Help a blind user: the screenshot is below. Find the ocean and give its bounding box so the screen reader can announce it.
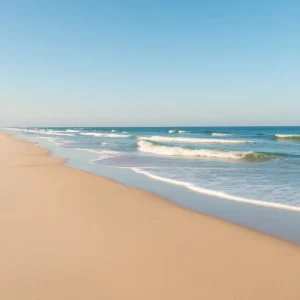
[5,126,300,242]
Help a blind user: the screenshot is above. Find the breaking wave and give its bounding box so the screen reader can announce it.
[137,140,273,162]
[6,128,75,136]
[80,132,131,138]
[168,130,187,133]
[212,133,235,137]
[138,136,252,144]
[275,134,300,140]
[42,130,75,136]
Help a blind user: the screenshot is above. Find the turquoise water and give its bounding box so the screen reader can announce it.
[6,126,300,211]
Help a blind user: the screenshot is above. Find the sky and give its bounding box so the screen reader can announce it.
[0,0,299,126]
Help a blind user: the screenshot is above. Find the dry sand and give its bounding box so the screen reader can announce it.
[0,132,300,300]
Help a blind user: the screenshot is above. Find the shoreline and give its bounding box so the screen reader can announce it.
[11,131,300,244]
[1,132,300,299]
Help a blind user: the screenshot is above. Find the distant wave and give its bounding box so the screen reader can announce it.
[66,129,80,133]
[6,128,45,134]
[168,130,187,133]
[137,140,271,161]
[138,136,252,144]
[212,133,235,137]
[80,132,131,138]
[275,134,300,140]
[203,130,214,134]
[132,168,300,212]
[7,128,75,137]
[42,130,75,136]
[110,129,128,133]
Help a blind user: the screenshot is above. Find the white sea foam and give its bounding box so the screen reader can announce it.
[80,132,131,138]
[138,136,251,144]
[38,136,63,146]
[76,148,122,161]
[137,140,255,160]
[6,128,45,134]
[132,168,300,212]
[6,128,75,136]
[275,134,300,139]
[66,129,79,133]
[44,131,75,136]
[168,130,187,133]
[212,133,234,137]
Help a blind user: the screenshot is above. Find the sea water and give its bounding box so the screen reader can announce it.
[5,126,300,242]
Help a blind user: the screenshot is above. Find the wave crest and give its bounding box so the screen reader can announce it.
[138,136,252,144]
[137,140,269,161]
[7,128,75,136]
[212,133,234,137]
[168,130,186,133]
[275,134,300,140]
[80,132,131,138]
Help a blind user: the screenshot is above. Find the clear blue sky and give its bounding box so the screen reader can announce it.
[1,0,299,126]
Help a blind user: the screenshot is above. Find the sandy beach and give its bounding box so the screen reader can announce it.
[1,132,300,300]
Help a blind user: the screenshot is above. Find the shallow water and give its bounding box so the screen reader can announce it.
[7,126,300,209]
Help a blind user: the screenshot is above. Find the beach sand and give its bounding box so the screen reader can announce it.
[0,132,300,300]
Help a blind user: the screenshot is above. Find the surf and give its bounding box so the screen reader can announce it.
[168,130,187,133]
[132,168,300,212]
[137,140,272,162]
[138,136,252,144]
[212,133,235,137]
[275,134,300,140]
[80,132,131,138]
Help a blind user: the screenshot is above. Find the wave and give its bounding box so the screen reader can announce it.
[132,168,300,212]
[137,140,272,162]
[203,130,214,134]
[43,130,75,136]
[212,133,234,137]
[76,148,122,161]
[38,136,63,146]
[168,130,187,133]
[275,134,300,140]
[110,129,127,133]
[66,129,80,133]
[5,127,46,133]
[7,128,75,136]
[138,136,252,144]
[80,132,131,138]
